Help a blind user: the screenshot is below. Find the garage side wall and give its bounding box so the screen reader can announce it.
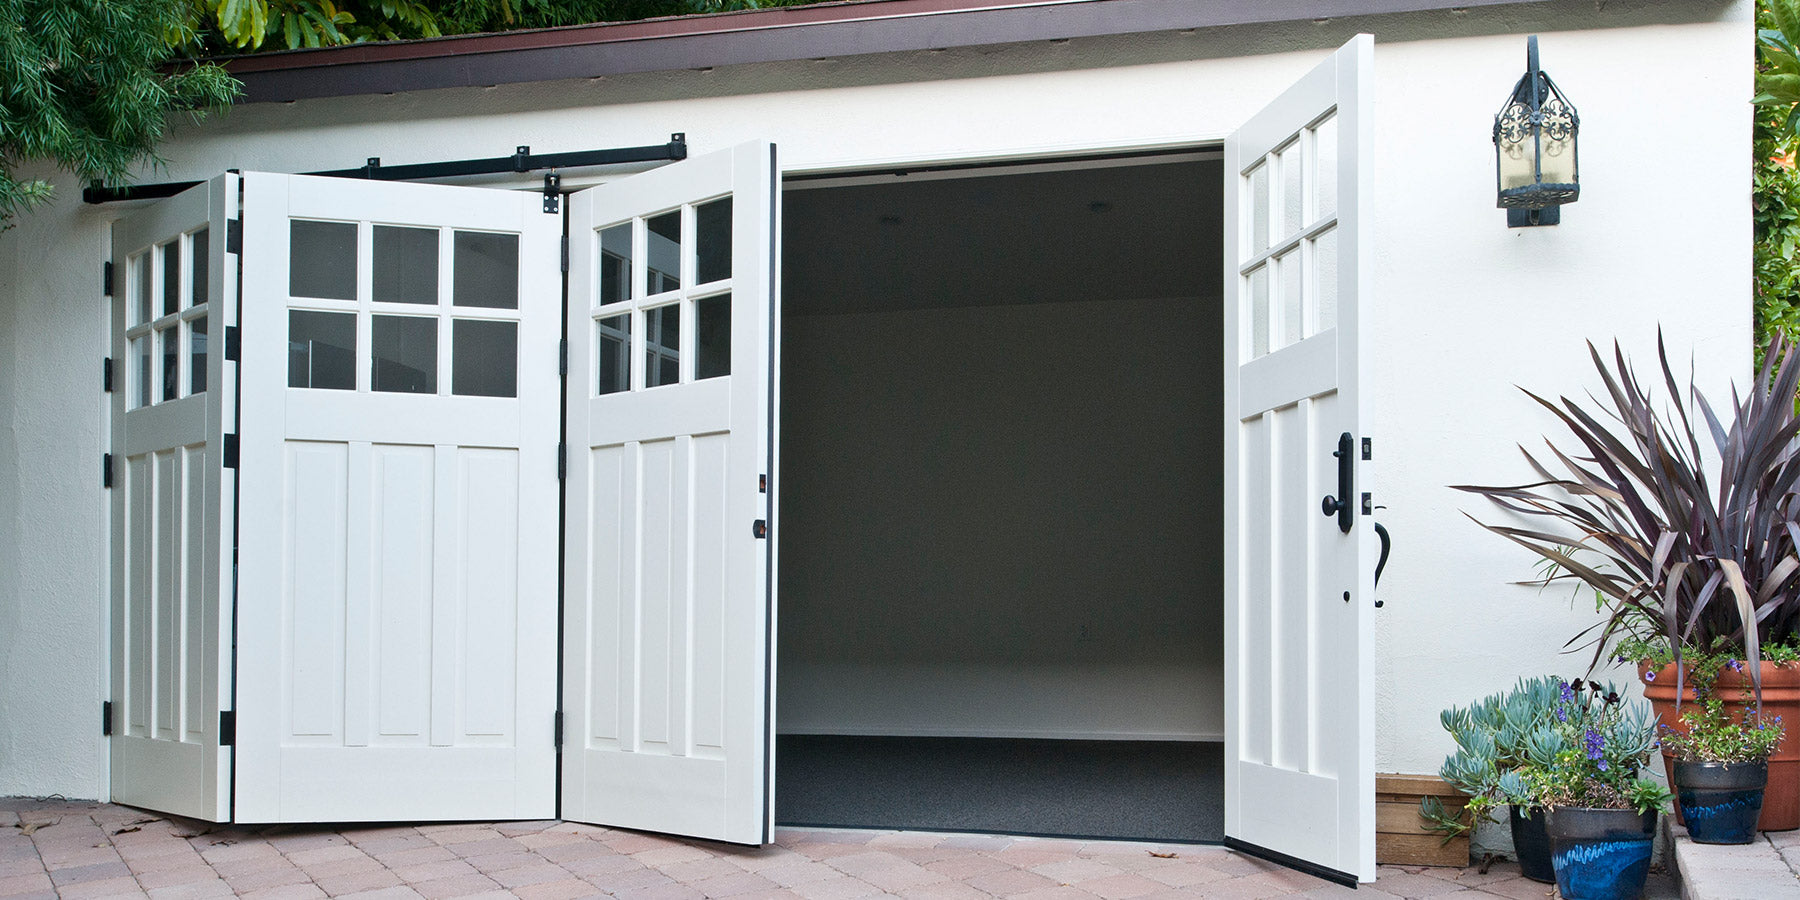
[0,1,1751,799]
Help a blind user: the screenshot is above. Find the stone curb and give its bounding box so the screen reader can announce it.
[1671,823,1800,900]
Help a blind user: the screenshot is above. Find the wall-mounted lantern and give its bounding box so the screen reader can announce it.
[1494,35,1579,227]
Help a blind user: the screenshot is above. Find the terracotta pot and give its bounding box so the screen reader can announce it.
[1640,660,1800,831]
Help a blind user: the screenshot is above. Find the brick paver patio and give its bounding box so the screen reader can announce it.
[0,799,1663,899]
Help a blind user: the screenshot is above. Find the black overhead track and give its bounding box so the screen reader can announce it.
[82,135,689,204]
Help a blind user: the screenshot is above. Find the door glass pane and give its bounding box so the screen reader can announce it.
[1314,228,1338,332]
[161,242,180,317]
[695,197,732,285]
[597,314,631,395]
[1249,162,1269,256]
[598,224,633,306]
[1315,115,1338,222]
[646,212,681,295]
[695,293,731,380]
[132,337,151,408]
[1279,140,1304,239]
[132,252,151,325]
[373,225,439,305]
[190,315,208,395]
[290,221,359,300]
[452,319,517,398]
[1279,250,1303,348]
[160,326,179,401]
[645,304,680,388]
[288,310,356,390]
[1249,265,1269,358]
[190,228,209,307]
[453,231,519,309]
[372,315,437,394]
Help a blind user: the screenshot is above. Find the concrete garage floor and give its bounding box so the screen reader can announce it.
[0,799,1675,900]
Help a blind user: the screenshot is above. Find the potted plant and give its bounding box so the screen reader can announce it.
[1423,676,1564,882]
[1655,660,1787,843]
[1520,680,1670,900]
[1456,336,1800,830]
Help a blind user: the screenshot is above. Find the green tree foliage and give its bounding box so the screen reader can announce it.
[188,0,825,53]
[0,0,239,224]
[1757,0,1800,353]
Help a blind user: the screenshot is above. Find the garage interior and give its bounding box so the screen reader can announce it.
[774,154,1226,843]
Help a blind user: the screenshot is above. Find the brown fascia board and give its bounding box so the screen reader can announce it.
[227,0,1549,103]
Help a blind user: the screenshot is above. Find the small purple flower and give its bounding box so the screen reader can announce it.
[1645,670,1657,682]
[1729,659,1744,672]
[1585,729,1605,761]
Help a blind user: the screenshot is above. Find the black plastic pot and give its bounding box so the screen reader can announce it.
[1675,760,1768,845]
[1545,807,1657,900]
[1509,806,1554,883]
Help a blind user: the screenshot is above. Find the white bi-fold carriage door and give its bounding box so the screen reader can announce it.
[233,173,562,821]
[1222,35,1375,884]
[110,147,778,835]
[108,176,237,822]
[562,142,779,844]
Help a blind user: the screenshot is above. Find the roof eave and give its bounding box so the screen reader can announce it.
[228,0,1549,103]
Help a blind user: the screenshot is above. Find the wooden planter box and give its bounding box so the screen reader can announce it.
[1376,774,1470,868]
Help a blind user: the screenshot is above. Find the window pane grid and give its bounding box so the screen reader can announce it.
[287,216,521,397]
[1244,117,1343,358]
[591,195,734,396]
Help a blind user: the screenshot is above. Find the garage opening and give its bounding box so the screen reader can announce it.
[775,153,1225,843]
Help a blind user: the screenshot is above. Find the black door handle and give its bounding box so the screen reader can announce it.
[1373,522,1392,607]
[1320,432,1354,533]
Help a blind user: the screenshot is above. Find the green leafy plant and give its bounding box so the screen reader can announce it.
[1659,696,1786,764]
[1517,680,1671,814]
[0,0,240,224]
[1422,676,1571,840]
[1454,337,1800,702]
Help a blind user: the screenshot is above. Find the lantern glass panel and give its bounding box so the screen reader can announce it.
[1496,101,1538,192]
[1537,97,1577,185]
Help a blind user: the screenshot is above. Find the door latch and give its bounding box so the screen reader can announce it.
[1319,432,1355,533]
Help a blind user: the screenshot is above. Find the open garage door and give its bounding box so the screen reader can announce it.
[1222,34,1376,885]
[107,176,237,822]
[562,142,780,844]
[233,173,563,822]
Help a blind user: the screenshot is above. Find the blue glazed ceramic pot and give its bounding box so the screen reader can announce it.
[1509,806,1554,883]
[1545,807,1657,900]
[1675,760,1767,845]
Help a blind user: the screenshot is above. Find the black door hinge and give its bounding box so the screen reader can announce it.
[1362,437,1373,461]
[554,711,564,748]
[102,701,113,736]
[225,219,242,254]
[102,357,114,393]
[559,338,568,377]
[218,711,235,746]
[102,453,114,488]
[222,434,239,469]
[559,234,570,273]
[102,261,114,296]
[544,172,562,215]
[224,326,240,362]
[558,442,566,481]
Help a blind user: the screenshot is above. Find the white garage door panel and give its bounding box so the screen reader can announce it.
[563,141,777,845]
[1223,34,1375,884]
[109,176,235,822]
[236,172,560,823]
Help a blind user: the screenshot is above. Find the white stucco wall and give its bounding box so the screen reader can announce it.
[0,0,1752,802]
